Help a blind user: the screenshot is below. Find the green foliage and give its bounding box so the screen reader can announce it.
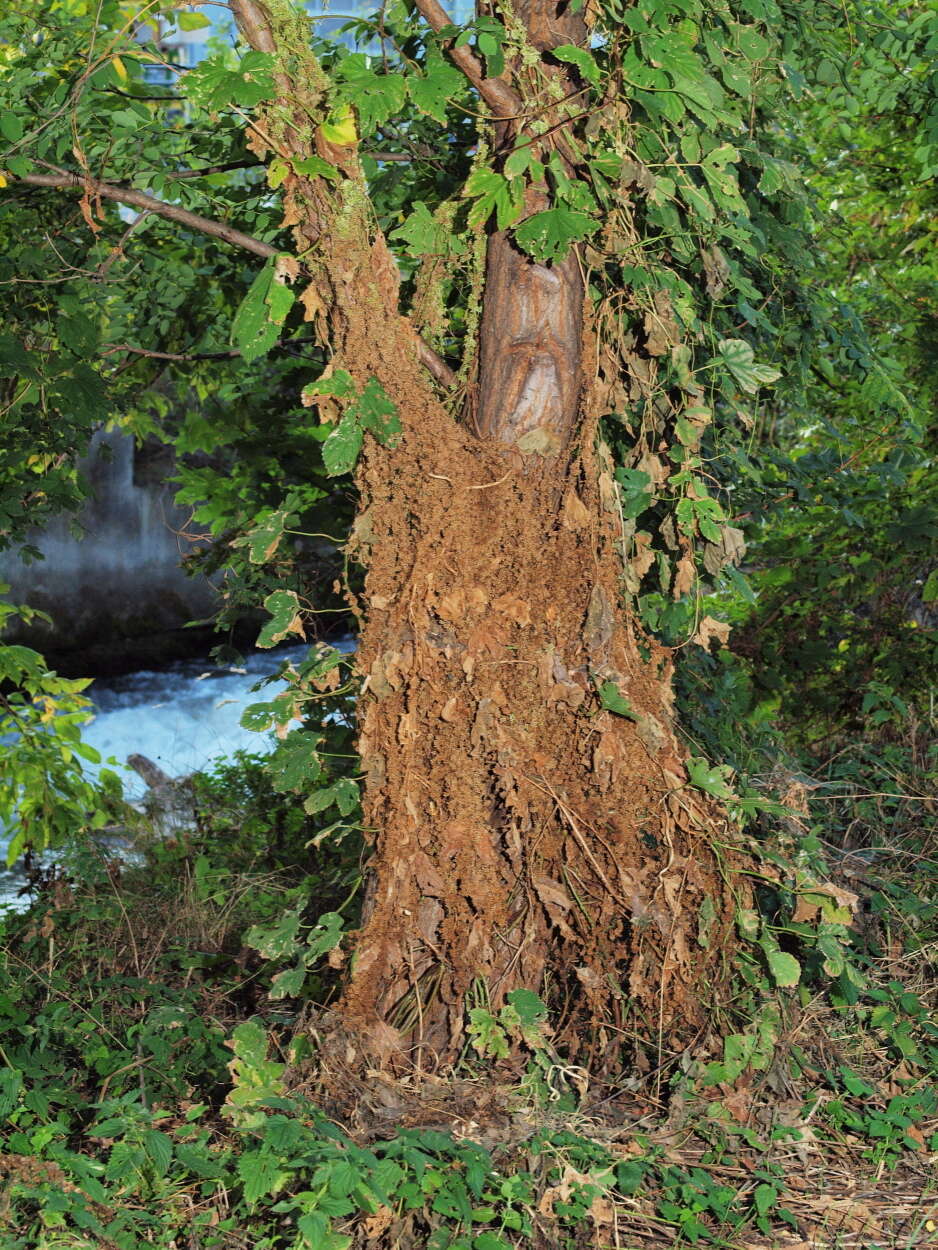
[0,596,125,865]
[0,729,933,1247]
[230,258,297,364]
[0,6,933,1244]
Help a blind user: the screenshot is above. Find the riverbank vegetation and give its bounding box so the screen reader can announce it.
[0,0,936,1245]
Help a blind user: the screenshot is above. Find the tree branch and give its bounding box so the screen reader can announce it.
[17,169,457,388]
[410,0,523,119]
[103,342,249,362]
[229,0,277,55]
[17,171,279,260]
[415,338,456,387]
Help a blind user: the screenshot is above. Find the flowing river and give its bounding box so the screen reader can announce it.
[0,640,353,908]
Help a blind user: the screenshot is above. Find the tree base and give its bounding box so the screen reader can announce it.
[324,406,749,1078]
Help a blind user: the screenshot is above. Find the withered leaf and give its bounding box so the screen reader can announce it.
[702,525,746,574]
[561,491,591,530]
[673,552,696,599]
[693,615,732,650]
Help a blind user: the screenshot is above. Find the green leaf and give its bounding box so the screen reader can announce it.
[514,206,596,263]
[335,56,406,135]
[762,944,801,989]
[241,702,274,731]
[142,1130,173,1177]
[736,26,771,61]
[238,1149,285,1204]
[504,144,539,179]
[390,202,460,258]
[1,111,24,143]
[754,1183,778,1216]
[615,467,653,519]
[686,756,734,798]
[257,589,305,648]
[293,154,338,180]
[616,1161,646,1195]
[267,157,289,189]
[552,44,602,87]
[320,105,358,146]
[350,377,400,446]
[305,912,345,960]
[231,262,279,364]
[921,569,938,602]
[176,10,211,30]
[718,338,782,394]
[265,272,295,327]
[269,731,323,793]
[303,368,357,402]
[598,681,638,719]
[229,1020,270,1068]
[463,169,524,231]
[505,988,547,1027]
[322,413,364,477]
[240,506,295,564]
[473,1234,512,1250]
[185,51,276,110]
[270,965,307,998]
[304,776,360,817]
[465,18,507,78]
[300,1221,350,1250]
[468,1008,510,1059]
[408,46,463,123]
[57,310,98,358]
[245,908,303,959]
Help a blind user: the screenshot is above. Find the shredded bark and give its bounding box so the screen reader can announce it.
[328,378,747,1076]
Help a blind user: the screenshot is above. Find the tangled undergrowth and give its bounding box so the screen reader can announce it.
[0,736,934,1250]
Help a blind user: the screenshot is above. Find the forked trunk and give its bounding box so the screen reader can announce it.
[337,106,742,1078]
[229,0,746,1082]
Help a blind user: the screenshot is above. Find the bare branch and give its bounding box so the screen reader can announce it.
[228,0,277,54]
[95,210,150,279]
[17,170,279,260]
[169,162,264,179]
[415,337,456,388]
[410,0,523,118]
[103,343,249,362]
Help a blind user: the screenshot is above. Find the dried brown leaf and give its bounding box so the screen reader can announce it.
[493,593,532,627]
[673,552,696,599]
[693,615,731,650]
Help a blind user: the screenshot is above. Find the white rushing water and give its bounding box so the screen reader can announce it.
[0,639,353,907]
[82,644,312,799]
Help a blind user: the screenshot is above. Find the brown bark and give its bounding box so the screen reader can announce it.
[317,0,744,1081]
[227,0,745,1092]
[474,216,583,445]
[338,415,742,1076]
[474,0,587,446]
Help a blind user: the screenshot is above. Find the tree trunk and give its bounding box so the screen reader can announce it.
[343,407,742,1075]
[231,0,745,1084]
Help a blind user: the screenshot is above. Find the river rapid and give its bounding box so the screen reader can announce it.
[0,641,352,908]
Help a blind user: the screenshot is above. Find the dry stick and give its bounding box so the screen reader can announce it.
[95,208,150,278]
